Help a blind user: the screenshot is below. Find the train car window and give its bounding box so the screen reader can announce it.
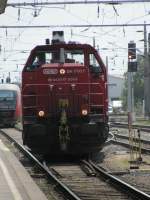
[26,52,46,71]
[33,52,45,66]
[0,91,14,98]
[46,49,84,64]
[32,56,40,66]
[65,49,84,64]
[89,53,102,74]
[46,51,59,63]
[26,49,84,71]
[0,90,15,101]
[45,52,52,63]
[0,90,16,110]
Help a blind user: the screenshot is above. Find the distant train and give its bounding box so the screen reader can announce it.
[22,31,109,155]
[0,84,21,127]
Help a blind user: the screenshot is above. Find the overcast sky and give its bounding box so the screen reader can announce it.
[0,1,150,81]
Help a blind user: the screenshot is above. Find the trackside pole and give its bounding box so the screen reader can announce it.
[128,72,139,169]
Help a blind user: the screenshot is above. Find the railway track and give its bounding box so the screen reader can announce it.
[110,123,150,153]
[44,159,150,200]
[44,160,130,200]
[110,122,150,133]
[0,128,80,200]
[0,128,150,199]
[113,133,150,152]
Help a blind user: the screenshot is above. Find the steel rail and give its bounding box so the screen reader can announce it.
[0,129,81,200]
[111,139,150,154]
[110,122,150,133]
[89,160,150,200]
[114,133,150,145]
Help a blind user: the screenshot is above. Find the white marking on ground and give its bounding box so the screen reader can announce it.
[0,140,23,200]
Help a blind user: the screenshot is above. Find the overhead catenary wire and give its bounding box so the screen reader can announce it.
[1,2,148,66]
[2,14,38,62]
[0,23,150,28]
[6,0,150,7]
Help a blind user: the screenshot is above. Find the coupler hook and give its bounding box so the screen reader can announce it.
[59,109,70,151]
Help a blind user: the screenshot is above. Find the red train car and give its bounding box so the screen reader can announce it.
[22,31,109,155]
[0,83,21,127]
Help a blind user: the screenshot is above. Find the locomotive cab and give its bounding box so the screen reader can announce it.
[22,31,109,155]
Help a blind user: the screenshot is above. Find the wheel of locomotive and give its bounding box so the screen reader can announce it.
[10,123,15,128]
[98,122,109,142]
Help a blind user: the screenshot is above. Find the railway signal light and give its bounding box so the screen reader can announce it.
[6,76,11,83]
[128,42,136,60]
[128,61,137,72]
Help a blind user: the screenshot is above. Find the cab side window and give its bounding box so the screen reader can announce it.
[26,52,46,71]
[89,54,102,73]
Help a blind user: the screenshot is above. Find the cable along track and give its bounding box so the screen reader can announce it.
[1,128,150,200]
[110,122,150,133]
[114,134,150,151]
[109,126,150,153]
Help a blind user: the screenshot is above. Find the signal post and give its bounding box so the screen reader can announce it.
[127,41,139,169]
[128,41,137,124]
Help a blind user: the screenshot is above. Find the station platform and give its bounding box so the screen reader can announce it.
[0,139,48,200]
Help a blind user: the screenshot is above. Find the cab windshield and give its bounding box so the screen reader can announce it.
[0,90,15,100]
[26,49,84,71]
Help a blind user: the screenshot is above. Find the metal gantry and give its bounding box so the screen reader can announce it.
[0,23,150,29]
[6,0,150,7]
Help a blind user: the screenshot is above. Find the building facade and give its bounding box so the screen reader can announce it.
[108,75,124,106]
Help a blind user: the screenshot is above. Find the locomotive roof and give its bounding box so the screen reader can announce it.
[0,84,20,92]
[32,43,96,52]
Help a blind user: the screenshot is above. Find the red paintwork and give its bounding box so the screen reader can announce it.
[21,42,109,154]
[22,43,108,121]
[15,87,22,120]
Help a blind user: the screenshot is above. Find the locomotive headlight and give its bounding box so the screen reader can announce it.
[60,68,65,75]
[81,109,88,116]
[38,110,45,117]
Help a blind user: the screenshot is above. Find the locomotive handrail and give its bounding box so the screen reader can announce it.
[23,106,37,109]
[22,82,105,93]
[90,104,104,107]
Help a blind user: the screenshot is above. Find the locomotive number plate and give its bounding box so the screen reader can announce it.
[43,68,58,75]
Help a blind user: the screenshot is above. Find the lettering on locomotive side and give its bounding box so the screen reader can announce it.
[74,69,86,73]
[66,69,86,74]
[48,77,78,82]
[43,68,58,75]
[43,68,86,75]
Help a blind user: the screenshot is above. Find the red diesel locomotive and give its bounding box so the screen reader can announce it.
[22,31,109,155]
[0,83,21,127]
